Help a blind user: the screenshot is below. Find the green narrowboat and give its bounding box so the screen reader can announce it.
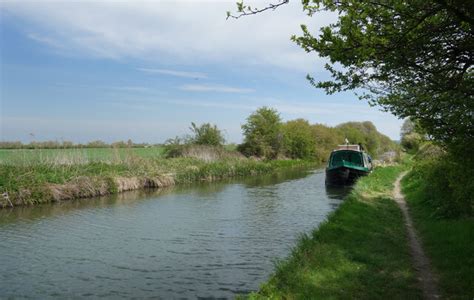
[325,144,372,186]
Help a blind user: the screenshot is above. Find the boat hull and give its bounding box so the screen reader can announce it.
[325,166,370,186]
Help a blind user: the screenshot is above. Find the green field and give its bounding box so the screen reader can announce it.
[0,147,166,165]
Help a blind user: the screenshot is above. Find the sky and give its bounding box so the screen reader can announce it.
[0,0,403,144]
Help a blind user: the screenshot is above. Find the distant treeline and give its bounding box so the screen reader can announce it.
[0,140,156,149]
[235,107,396,161]
[164,107,397,162]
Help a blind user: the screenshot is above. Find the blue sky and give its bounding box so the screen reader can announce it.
[0,0,403,143]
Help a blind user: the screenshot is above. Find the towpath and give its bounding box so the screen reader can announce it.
[393,172,440,300]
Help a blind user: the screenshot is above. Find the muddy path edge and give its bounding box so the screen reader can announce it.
[393,172,440,300]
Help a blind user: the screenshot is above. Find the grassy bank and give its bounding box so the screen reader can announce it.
[249,166,421,299]
[402,168,474,299]
[0,155,314,207]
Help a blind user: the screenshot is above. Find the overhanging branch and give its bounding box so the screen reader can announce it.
[227,0,289,20]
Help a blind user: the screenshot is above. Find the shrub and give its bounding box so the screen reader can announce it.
[282,119,316,159]
[164,123,227,159]
[189,122,225,147]
[401,133,424,153]
[406,153,473,218]
[400,118,427,153]
[163,136,187,158]
[86,140,108,148]
[239,107,283,158]
[414,142,445,160]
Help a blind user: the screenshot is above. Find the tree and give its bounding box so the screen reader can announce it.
[86,140,108,148]
[294,0,473,148]
[311,124,344,161]
[239,107,283,158]
[229,0,473,149]
[400,118,425,152]
[189,122,225,146]
[400,118,416,140]
[282,119,316,159]
[336,121,396,156]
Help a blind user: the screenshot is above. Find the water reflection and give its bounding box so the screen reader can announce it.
[325,184,352,200]
[241,167,313,188]
[0,187,176,224]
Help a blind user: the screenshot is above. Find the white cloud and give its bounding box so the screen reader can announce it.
[3,0,336,71]
[179,84,254,93]
[27,33,64,49]
[137,68,208,79]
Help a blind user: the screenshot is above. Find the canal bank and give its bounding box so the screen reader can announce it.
[1,158,315,208]
[250,165,422,299]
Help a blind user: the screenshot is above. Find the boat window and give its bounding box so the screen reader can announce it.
[331,151,363,165]
[363,153,369,166]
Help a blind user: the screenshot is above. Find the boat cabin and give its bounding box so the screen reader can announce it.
[329,145,371,169]
[325,145,372,185]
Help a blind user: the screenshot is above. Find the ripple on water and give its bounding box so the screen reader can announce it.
[0,168,347,299]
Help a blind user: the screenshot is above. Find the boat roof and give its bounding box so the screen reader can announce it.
[334,144,362,151]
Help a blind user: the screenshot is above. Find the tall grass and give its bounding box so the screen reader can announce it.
[164,144,245,162]
[0,147,166,166]
[0,147,314,207]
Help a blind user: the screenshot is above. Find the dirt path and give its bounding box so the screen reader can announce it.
[394,172,440,299]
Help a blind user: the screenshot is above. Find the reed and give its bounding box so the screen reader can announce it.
[0,150,314,207]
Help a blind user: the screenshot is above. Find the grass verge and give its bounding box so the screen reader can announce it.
[249,165,421,299]
[0,157,315,207]
[402,170,474,299]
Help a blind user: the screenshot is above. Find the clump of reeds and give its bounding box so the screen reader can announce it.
[165,144,245,162]
[49,176,109,201]
[114,177,142,192]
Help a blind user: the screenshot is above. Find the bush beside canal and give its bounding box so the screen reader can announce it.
[249,165,422,299]
[402,162,474,299]
[0,155,314,207]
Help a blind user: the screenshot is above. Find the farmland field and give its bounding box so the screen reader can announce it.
[0,147,166,165]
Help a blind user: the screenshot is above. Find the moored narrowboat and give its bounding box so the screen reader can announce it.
[325,144,372,186]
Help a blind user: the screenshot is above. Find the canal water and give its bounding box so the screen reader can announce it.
[0,168,349,299]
